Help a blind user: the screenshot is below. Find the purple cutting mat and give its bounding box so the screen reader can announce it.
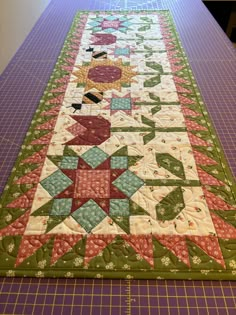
[0,0,235,314]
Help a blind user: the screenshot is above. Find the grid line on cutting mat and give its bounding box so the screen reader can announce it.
[0,0,236,314]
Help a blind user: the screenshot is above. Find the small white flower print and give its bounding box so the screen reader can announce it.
[161,256,171,266]
[5,214,12,222]
[65,272,74,278]
[6,270,15,277]
[192,256,201,265]
[7,242,15,253]
[105,262,114,270]
[35,271,45,278]
[37,260,47,269]
[122,264,131,270]
[74,257,83,267]
[229,260,236,269]
[136,254,143,261]
[201,270,210,275]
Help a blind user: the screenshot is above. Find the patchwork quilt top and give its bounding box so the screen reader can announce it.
[0,11,236,279]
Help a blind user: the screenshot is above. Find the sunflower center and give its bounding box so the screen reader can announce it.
[88,66,122,83]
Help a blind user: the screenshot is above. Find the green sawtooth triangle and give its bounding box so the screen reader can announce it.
[45,216,68,233]
[129,200,149,216]
[207,186,234,204]
[0,207,29,230]
[52,237,86,268]
[153,237,187,269]
[47,155,64,167]
[0,236,22,269]
[213,210,236,228]
[219,239,236,265]
[156,187,185,221]
[156,153,186,180]
[63,146,79,156]
[110,216,130,234]
[128,156,143,167]
[112,146,128,156]
[187,239,224,270]
[17,238,54,270]
[31,200,54,216]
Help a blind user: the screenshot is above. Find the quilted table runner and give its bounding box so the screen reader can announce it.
[0,11,236,280]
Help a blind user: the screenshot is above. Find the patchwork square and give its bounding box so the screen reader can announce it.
[71,200,107,232]
[40,170,73,197]
[113,170,144,197]
[111,98,131,110]
[111,156,128,169]
[81,147,109,168]
[60,156,79,169]
[110,199,129,216]
[114,47,130,56]
[75,170,110,198]
[50,199,72,215]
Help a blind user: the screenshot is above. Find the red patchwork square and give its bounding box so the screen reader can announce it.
[75,170,110,198]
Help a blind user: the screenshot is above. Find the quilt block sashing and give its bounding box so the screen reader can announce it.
[0,11,236,279]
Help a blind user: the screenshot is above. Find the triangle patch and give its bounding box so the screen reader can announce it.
[173,76,190,85]
[154,235,190,266]
[193,149,218,165]
[61,65,74,72]
[7,187,37,209]
[84,235,116,265]
[50,85,68,93]
[51,234,83,265]
[0,210,30,236]
[187,235,225,268]
[55,75,70,84]
[47,94,64,105]
[188,132,210,147]
[121,235,154,267]
[15,235,52,267]
[41,106,61,116]
[181,106,200,117]
[31,132,53,145]
[171,64,184,72]
[203,188,236,210]
[15,166,43,184]
[185,119,207,131]
[21,146,49,164]
[211,212,236,239]
[197,167,224,186]
[179,95,195,105]
[36,118,57,130]
[176,84,192,94]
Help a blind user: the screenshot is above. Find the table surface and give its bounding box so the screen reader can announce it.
[0,0,235,314]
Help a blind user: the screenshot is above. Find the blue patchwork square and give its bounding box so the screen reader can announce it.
[110,199,129,216]
[60,156,79,169]
[40,170,73,197]
[111,98,131,110]
[50,199,72,216]
[111,156,128,169]
[72,200,106,233]
[115,48,130,56]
